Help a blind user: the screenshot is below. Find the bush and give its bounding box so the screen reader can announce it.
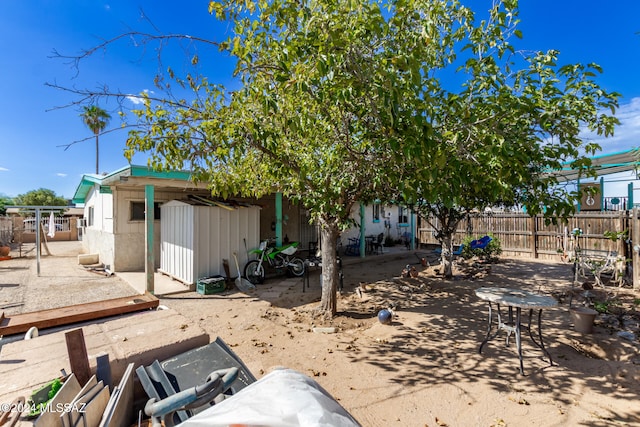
[461,234,502,262]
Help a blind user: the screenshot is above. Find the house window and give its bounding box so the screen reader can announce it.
[372,203,381,223]
[130,201,162,221]
[398,206,409,224]
[88,207,94,226]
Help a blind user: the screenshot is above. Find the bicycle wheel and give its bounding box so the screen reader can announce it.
[244,260,265,284]
[288,257,305,277]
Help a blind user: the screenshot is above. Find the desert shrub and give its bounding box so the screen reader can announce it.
[461,234,502,262]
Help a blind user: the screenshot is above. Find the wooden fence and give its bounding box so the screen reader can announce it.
[417,211,630,261]
[0,216,12,246]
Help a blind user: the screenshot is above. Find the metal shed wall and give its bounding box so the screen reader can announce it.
[160,200,260,285]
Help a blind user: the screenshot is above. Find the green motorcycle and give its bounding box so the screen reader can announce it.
[244,239,305,284]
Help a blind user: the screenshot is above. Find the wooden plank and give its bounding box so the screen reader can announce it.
[0,293,159,336]
[528,215,537,259]
[65,329,91,387]
[0,396,25,426]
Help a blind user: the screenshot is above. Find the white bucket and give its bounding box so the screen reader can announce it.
[570,306,598,334]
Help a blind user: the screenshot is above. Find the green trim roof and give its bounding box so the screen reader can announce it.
[549,148,640,182]
[72,165,195,204]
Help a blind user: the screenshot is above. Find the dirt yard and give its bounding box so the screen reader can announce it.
[2,242,640,426]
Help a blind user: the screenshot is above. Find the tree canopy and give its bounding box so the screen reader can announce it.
[125,0,421,315]
[14,189,68,210]
[0,195,13,216]
[65,0,619,311]
[391,4,619,276]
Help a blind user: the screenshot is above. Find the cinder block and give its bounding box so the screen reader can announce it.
[77,253,99,265]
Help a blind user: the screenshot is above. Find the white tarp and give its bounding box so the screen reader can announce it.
[179,369,361,427]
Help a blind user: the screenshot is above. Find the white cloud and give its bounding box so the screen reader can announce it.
[56,173,67,177]
[126,89,153,105]
[581,97,640,154]
[126,95,144,105]
[0,167,8,171]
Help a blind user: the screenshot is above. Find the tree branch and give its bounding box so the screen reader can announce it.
[49,31,220,77]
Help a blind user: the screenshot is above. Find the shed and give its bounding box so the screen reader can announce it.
[159,199,261,285]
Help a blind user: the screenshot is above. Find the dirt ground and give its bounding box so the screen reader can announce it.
[2,242,640,426]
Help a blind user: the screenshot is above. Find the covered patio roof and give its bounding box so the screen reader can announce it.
[549,148,640,182]
[72,165,200,204]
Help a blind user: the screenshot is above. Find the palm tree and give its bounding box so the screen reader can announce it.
[80,105,111,174]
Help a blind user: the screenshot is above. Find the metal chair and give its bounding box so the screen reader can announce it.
[344,237,360,256]
[434,243,465,256]
[372,233,384,254]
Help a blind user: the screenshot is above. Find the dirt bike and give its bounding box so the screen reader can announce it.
[244,239,305,284]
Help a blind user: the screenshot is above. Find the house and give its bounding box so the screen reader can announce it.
[550,149,640,212]
[340,202,417,253]
[71,165,317,283]
[71,165,415,284]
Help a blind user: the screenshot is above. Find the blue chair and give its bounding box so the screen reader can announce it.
[453,243,465,255]
[471,236,492,250]
[434,243,464,256]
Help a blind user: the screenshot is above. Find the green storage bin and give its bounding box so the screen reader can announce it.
[197,275,226,295]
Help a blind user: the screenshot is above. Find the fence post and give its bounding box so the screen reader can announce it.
[145,185,155,295]
[633,208,639,291]
[529,215,537,259]
[599,177,604,211]
[618,211,625,255]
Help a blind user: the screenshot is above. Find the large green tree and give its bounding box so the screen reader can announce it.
[393,3,619,277]
[80,105,112,174]
[68,0,618,314]
[14,188,68,208]
[124,0,466,317]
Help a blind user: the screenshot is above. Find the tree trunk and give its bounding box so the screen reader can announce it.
[95,134,99,174]
[440,232,454,278]
[317,218,340,318]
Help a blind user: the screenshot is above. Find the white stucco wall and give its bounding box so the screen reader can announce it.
[81,186,116,268]
[82,185,214,272]
[341,203,415,246]
[113,188,200,271]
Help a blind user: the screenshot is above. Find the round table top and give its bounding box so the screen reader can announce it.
[475,287,558,309]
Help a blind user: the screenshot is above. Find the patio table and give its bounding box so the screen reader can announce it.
[364,235,376,255]
[475,287,558,375]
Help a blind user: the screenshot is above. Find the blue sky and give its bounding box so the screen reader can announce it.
[1,1,639,200]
